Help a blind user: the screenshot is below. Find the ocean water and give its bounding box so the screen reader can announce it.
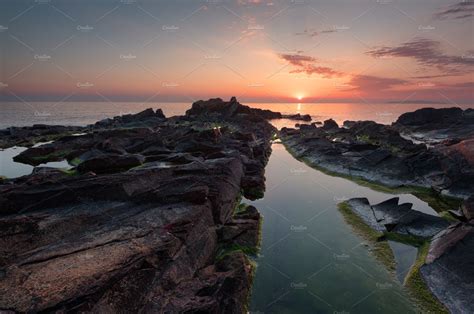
[1,101,472,129]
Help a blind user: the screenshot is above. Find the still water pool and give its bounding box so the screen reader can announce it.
[247,143,427,313]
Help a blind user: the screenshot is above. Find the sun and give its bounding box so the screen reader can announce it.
[296,95,304,101]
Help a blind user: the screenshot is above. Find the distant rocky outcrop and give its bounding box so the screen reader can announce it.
[0,98,271,312]
[393,107,474,144]
[281,108,474,198]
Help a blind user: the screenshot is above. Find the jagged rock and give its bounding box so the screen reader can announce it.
[393,107,474,143]
[321,119,338,130]
[0,98,270,312]
[344,197,449,238]
[280,108,474,198]
[283,113,311,121]
[461,196,474,220]
[421,222,474,313]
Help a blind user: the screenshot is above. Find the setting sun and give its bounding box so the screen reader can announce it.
[296,95,304,101]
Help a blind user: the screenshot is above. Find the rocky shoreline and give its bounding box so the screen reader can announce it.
[1,102,473,312]
[280,107,474,199]
[279,107,473,313]
[0,98,288,312]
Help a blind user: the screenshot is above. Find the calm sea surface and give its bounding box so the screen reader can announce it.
[1,101,471,313]
[0,101,472,129]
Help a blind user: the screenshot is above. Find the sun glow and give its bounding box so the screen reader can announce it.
[296,95,304,101]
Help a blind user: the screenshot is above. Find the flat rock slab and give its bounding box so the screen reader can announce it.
[344,197,449,238]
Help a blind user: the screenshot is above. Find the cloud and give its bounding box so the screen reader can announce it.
[434,1,474,20]
[366,38,474,73]
[279,53,316,66]
[295,28,338,38]
[279,53,343,78]
[347,75,407,91]
[289,65,343,78]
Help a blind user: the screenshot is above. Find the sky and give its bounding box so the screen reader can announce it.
[0,0,473,104]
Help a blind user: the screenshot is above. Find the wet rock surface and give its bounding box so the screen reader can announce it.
[0,98,272,313]
[280,107,474,198]
[344,197,449,238]
[393,107,474,144]
[421,220,474,313]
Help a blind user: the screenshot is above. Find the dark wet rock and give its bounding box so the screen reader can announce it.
[0,98,269,312]
[77,153,144,174]
[0,125,84,149]
[343,120,356,128]
[393,107,474,143]
[345,197,449,238]
[421,222,474,313]
[461,196,474,220]
[321,118,338,130]
[283,113,311,121]
[280,112,473,198]
[94,108,166,129]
